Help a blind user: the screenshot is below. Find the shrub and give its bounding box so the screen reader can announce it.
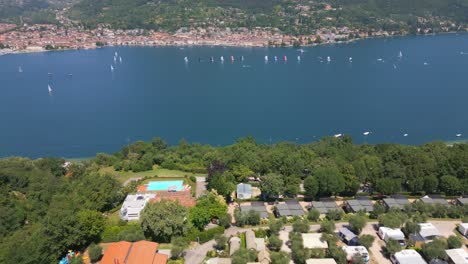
[171,236,189,259]
[214,234,228,250]
[320,219,336,234]
[269,218,284,235]
[255,228,268,238]
[326,209,344,221]
[218,214,232,228]
[187,226,225,243]
[270,251,291,264]
[307,209,320,222]
[292,218,310,233]
[447,235,462,249]
[358,235,374,249]
[268,235,283,252]
[349,214,367,234]
[88,243,102,263]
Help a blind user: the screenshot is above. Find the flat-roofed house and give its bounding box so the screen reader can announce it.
[275,200,305,217]
[344,197,373,213]
[338,227,358,245]
[240,202,269,219]
[120,193,156,221]
[391,249,427,264]
[237,183,253,200]
[409,223,440,247]
[455,197,468,207]
[302,233,328,251]
[458,223,468,237]
[306,259,338,264]
[383,195,410,210]
[445,248,468,264]
[419,195,449,206]
[311,198,340,215]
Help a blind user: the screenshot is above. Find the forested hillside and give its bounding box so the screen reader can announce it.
[98,136,468,197]
[1,136,468,263]
[67,0,468,33]
[0,157,122,264]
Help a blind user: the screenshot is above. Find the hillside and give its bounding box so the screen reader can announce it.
[67,0,468,34]
[0,0,77,24]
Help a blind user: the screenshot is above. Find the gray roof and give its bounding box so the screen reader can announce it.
[346,199,373,212]
[339,227,357,241]
[240,205,269,219]
[383,198,410,210]
[393,250,427,264]
[237,183,252,195]
[276,202,305,217]
[456,197,468,206]
[311,200,339,214]
[420,197,449,206]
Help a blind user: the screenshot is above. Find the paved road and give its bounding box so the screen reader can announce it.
[184,240,215,264]
[195,176,207,198]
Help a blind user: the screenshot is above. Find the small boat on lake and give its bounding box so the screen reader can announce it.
[119,56,122,63]
[184,57,189,63]
[363,131,370,136]
[334,133,342,138]
[110,65,114,72]
[283,55,287,62]
[264,55,269,62]
[18,66,23,73]
[274,56,278,62]
[297,56,301,62]
[403,133,408,137]
[398,51,403,58]
[230,55,234,62]
[456,133,462,137]
[48,84,53,95]
[220,56,224,63]
[327,56,331,62]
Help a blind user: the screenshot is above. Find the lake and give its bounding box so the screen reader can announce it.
[1,33,468,158]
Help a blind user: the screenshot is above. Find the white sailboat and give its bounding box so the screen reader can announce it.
[349,57,353,62]
[18,66,23,73]
[48,84,52,94]
[119,56,122,63]
[327,56,331,62]
[110,65,114,72]
[403,133,408,137]
[264,55,269,62]
[456,133,462,137]
[297,56,301,62]
[184,56,189,63]
[220,56,224,63]
[115,51,118,57]
[363,131,370,136]
[274,56,278,62]
[334,133,343,138]
[113,56,117,63]
[398,51,403,58]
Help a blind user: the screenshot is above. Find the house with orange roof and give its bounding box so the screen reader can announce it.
[101,241,168,264]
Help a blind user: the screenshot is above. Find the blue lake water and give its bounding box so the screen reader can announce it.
[1,33,468,158]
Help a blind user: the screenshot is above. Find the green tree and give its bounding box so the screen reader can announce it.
[308,209,320,222]
[269,218,284,235]
[423,175,439,193]
[349,214,367,234]
[447,235,462,249]
[304,176,318,198]
[440,175,460,195]
[171,236,189,259]
[375,178,401,195]
[421,238,448,261]
[370,203,386,219]
[384,239,402,257]
[268,235,283,251]
[270,251,291,264]
[232,248,256,264]
[214,234,228,250]
[320,219,335,234]
[140,200,190,242]
[207,172,235,199]
[357,234,374,249]
[378,211,406,228]
[77,210,106,242]
[260,174,284,199]
[403,221,421,236]
[315,168,345,196]
[326,209,343,221]
[88,243,102,263]
[292,218,310,233]
[189,191,228,230]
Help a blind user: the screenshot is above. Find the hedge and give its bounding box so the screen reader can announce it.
[187,226,225,244]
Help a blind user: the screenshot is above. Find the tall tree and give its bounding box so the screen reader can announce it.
[141,200,190,242]
[315,168,345,196]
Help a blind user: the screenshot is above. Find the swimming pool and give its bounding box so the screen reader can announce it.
[146,180,184,191]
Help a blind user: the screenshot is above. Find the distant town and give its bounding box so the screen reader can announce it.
[0,6,465,54]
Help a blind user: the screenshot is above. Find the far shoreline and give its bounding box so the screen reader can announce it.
[1,30,467,57]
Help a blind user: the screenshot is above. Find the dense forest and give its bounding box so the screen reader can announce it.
[1,136,468,263]
[99,136,468,197]
[67,0,468,33]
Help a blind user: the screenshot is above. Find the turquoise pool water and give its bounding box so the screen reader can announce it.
[147,180,183,191]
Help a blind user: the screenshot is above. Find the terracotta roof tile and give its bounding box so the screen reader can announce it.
[152,253,168,264]
[126,241,159,264]
[100,241,132,264]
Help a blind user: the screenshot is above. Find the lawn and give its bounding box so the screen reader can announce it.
[99,165,206,184]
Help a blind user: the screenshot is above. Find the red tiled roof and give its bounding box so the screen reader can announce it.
[152,253,168,264]
[151,190,196,208]
[100,241,167,264]
[100,241,132,264]
[126,241,159,264]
